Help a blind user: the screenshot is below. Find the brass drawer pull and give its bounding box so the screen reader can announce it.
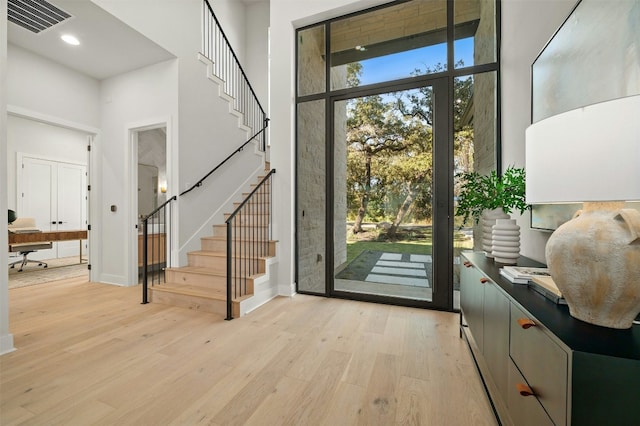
[480,278,489,284]
[463,261,472,268]
[517,318,536,329]
[516,382,536,397]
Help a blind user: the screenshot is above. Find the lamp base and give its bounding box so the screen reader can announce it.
[546,202,640,329]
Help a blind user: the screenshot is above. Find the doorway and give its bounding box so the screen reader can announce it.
[8,114,93,285]
[331,81,450,307]
[130,125,168,285]
[20,156,87,261]
[295,0,499,311]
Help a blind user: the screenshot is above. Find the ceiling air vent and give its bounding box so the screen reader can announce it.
[8,0,72,34]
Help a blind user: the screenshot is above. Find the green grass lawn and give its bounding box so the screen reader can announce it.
[345,226,474,263]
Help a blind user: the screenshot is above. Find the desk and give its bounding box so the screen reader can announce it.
[9,230,88,263]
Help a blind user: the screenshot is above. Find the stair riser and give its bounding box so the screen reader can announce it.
[164,272,255,295]
[223,214,270,226]
[201,239,276,256]
[212,225,269,238]
[187,253,266,273]
[165,270,226,293]
[232,203,271,211]
[149,288,231,316]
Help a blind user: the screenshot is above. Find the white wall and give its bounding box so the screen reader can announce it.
[500,0,577,262]
[7,45,100,128]
[93,0,265,260]
[99,59,178,285]
[210,0,247,65]
[6,115,89,212]
[245,1,270,106]
[1,0,15,355]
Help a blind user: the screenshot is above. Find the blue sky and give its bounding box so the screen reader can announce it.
[358,37,475,86]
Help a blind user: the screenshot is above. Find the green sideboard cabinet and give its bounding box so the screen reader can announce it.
[460,252,640,426]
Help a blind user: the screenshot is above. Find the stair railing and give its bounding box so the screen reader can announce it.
[225,169,275,320]
[202,0,267,152]
[141,195,176,304]
[141,0,273,308]
[180,121,269,197]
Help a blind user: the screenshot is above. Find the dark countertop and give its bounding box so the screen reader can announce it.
[462,252,640,361]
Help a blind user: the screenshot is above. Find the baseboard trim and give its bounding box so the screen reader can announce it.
[0,333,16,356]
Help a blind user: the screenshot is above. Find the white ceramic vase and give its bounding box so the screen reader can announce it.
[491,218,520,264]
[546,203,640,329]
[481,208,510,257]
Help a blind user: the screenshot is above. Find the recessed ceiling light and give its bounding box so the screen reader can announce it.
[61,34,80,46]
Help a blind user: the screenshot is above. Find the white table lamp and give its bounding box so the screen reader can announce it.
[526,95,640,329]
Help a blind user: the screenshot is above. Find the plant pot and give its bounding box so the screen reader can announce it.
[491,218,520,264]
[481,208,510,257]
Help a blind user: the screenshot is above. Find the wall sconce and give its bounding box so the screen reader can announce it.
[526,95,640,329]
[160,183,167,193]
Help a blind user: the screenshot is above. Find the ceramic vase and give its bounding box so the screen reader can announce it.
[491,218,520,264]
[481,208,510,257]
[546,203,640,329]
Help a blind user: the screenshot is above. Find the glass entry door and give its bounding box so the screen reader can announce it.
[330,79,452,309]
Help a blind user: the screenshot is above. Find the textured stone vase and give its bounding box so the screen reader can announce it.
[491,218,520,264]
[481,208,510,257]
[546,203,640,329]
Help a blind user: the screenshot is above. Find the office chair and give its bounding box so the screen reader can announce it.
[8,215,52,272]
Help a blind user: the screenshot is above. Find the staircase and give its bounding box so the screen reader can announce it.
[140,0,276,319]
[147,165,276,318]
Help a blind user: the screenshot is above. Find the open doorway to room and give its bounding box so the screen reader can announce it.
[131,126,168,284]
[7,114,91,288]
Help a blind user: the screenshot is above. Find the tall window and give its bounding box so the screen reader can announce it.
[296,0,499,311]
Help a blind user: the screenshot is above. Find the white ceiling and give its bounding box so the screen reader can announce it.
[7,0,175,80]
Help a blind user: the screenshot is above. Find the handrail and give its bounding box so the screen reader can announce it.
[179,121,269,197]
[203,0,265,116]
[226,169,275,222]
[144,195,177,219]
[141,0,273,310]
[225,169,275,319]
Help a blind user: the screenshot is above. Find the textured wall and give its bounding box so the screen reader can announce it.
[297,100,326,293]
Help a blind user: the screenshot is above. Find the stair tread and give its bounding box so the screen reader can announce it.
[188,250,225,258]
[201,236,278,242]
[187,250,274,261]
[151,282,254,302]
[168,264,265,279]
[151,283,225,300]
[166,266,225,277]
[213,224,269,227]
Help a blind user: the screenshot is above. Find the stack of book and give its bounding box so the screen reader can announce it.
[530,275,566,305]
[499,266,551,284]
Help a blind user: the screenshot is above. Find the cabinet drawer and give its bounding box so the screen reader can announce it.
[460,258,486,350]
[507,359,554,426]
[510,304,567,426]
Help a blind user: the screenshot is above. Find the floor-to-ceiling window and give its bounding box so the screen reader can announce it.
[296,0,499,311]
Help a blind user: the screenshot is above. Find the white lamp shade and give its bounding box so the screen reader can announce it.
[526,95,640,204]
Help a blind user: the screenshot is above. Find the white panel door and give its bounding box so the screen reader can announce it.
[21,157,87,260]
[56,163,87,258]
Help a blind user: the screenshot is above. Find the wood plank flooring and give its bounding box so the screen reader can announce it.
[0,277,497,425]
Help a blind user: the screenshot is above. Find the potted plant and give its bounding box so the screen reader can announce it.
[455,166,528,261]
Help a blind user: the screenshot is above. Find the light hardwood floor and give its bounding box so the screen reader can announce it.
[1,277,497,425]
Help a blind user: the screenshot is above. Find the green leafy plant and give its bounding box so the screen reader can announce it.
[455,166,528,226]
